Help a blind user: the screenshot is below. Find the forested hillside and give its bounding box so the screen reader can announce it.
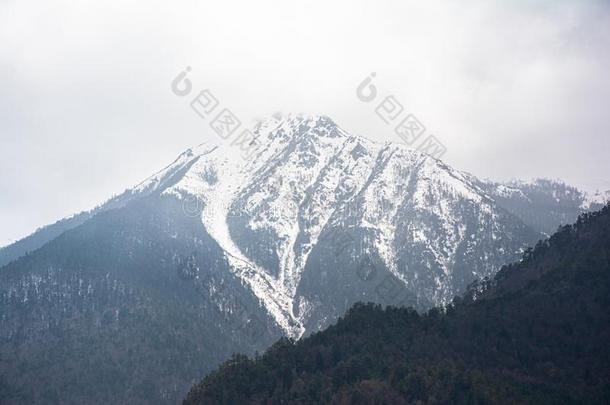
[0,197,283,404]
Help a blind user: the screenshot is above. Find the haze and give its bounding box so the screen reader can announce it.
[1,0,609,246]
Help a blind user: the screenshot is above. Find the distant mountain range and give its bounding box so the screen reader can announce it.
[476,177,609,236]
[0,114,608,404]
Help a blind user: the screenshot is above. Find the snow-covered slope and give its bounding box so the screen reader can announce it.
[121,114,539,337]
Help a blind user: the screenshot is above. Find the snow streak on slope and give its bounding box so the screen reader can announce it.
[159,116,318,338]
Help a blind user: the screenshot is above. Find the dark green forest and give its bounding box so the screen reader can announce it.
[184,205,610,404]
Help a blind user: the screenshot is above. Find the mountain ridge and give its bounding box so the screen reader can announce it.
[3,115,605,270]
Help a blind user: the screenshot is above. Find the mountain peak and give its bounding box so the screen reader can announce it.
[254,113,345,144]
[260,113,338,128]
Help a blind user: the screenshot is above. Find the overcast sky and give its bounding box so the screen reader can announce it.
[1,0,609,246]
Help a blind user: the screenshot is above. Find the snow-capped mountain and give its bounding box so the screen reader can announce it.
[113,114,541,337]
[3,114,600,403]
